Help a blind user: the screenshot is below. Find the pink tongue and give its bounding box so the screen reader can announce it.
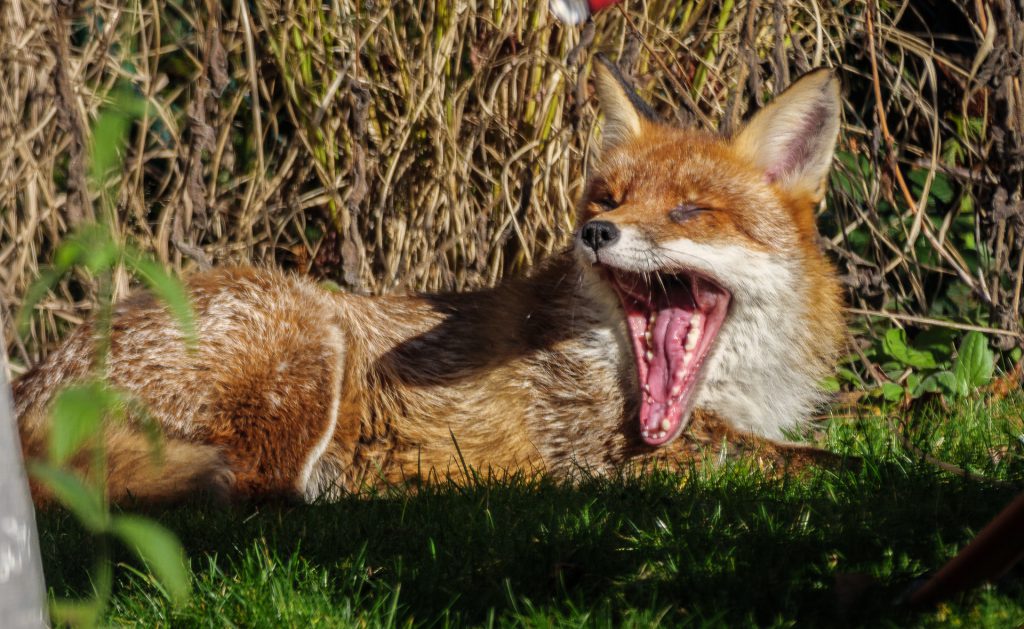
[647,308,682,403]
[644,308,689,421]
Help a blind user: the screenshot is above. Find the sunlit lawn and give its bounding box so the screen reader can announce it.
[38,395,1024,627]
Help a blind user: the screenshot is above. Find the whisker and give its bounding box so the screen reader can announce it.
[653,271,669,300]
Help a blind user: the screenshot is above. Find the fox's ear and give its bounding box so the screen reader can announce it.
[593,55,656,151]
[733,69,841,201]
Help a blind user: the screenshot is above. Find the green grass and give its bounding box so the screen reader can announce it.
[38,396,1024,627]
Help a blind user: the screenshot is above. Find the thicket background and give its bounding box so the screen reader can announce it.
[2,0,1022,388]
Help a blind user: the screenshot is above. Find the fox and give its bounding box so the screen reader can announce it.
[14,58,845,504]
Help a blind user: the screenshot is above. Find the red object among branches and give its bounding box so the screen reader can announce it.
[549,0,625,24]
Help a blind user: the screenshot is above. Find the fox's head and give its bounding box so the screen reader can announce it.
[576,57,845,445]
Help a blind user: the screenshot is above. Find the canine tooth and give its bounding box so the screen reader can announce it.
[685,326,700,351]
[660,418,671,432]
[691,313,703,327]
[670,385,681,397]
[641,429,650,438]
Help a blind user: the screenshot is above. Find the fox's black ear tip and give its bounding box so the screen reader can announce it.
[590,53,659,127]
[592,54,629,86]
[777,67,840,102]
[799,67,839,88]
[593,54,615,72]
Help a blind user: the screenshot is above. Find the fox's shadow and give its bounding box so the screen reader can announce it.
[36,459,1024,625]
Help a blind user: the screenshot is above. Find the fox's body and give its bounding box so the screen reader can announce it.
[15,61,846,504]
[17,261,637,501]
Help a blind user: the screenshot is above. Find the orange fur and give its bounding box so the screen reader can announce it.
[15,63,848,504]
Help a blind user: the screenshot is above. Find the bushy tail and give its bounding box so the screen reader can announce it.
[14,339,235,506]
[102,427,235,503]
[21,418,234,506]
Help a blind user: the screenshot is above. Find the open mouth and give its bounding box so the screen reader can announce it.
[607,270,731,446]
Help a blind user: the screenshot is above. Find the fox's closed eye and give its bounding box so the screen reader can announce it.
[668,204,705,223]
[595,195,619,211]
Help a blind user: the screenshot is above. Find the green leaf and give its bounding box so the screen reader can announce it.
[881,361,905,380]
[16,267,67,337]
[953,332,995,396]
[84,240,121,275]
[126,253,197,347]
[914,327,958,364]
[48,381,122,465]
[908,169,955,204]
[882,328,937,369]
[49,598,104,628]
[905,373,922,396]
[820,375,840,393]
[18,223,122,337]
[53,238,87,270]
[89,111,133,188]
[960,195,974,213]
[932,173,954,203]
[319,279,344,293]
[942,137,965,165]
[836,367,863,388]
[912,374,939,397]
[111,515,191,605]
[60,222,120,273]
[913,371,957,397]
[28,462,108,533]
[879,382,905,402]
[88,88,147,188]
[933,371,958,396]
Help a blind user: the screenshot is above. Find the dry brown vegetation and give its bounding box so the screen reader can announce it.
[1,0,1022,381]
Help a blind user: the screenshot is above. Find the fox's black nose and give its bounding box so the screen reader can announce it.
[580,220,620,252]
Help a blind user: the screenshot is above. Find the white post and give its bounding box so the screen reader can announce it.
[0,329,48,628]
